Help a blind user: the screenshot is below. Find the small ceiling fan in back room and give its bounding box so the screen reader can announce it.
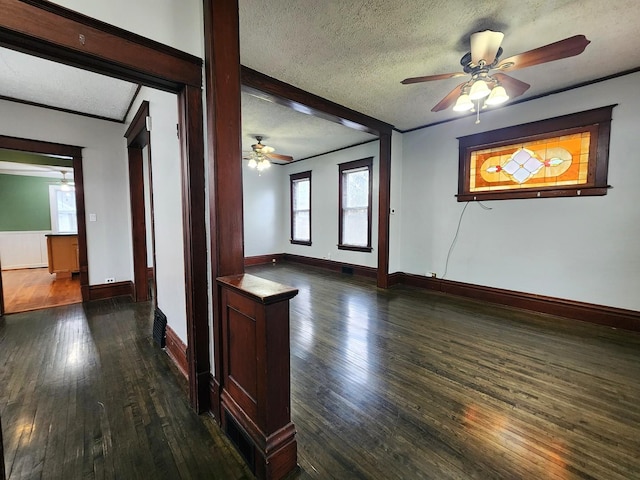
[243,136,293,173]
[401,30,590,122]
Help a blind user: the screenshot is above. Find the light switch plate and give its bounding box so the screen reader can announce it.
[89,213,97,222]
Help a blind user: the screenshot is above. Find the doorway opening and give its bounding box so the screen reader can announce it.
[0,138,87,315]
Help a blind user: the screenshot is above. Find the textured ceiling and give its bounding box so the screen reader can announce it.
[239,0,640,131]
[0,47,138,121]
[241,91,376,161]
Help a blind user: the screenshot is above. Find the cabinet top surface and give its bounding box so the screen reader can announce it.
[217,273,298,304]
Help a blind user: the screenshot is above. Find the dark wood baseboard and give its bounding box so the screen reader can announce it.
[88,281,134,301]
[208,374,221,423]
[284,254,377,278]
[165,325,188,379]
[244,253,285,267]
[395,272,640,332]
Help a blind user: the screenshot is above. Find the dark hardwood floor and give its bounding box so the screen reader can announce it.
[1,263,639,479]
[248,263,640,480]
[1,268,82,314]
[0,298,252,479]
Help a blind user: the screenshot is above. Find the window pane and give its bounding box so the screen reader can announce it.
[344,170,369,208]
[58,213,77,234]
[55,188,77,233]
[293,179,310,210]
[57,190,76,212]
[342,208,368,246]
[293,211,310,241]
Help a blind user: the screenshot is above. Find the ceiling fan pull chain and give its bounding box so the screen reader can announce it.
[475,100,481,124]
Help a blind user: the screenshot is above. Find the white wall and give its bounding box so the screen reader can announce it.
[125,88,188,343]
[0,99,133,285]
[47,0,204,57]
[282,141,379,268]
[388,130,404,273]
[242,164,286,257]
[399,72,640,311]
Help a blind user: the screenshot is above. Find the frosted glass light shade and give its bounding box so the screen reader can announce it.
[469,79,491,100]
[453,94,474,112]
[248,158,257,168]
[485,85,509,105]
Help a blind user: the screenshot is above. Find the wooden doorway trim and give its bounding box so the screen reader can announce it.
[0,135,89,306]
[0,0,210,412]
[240,67,395,288]
[124,100,152,303]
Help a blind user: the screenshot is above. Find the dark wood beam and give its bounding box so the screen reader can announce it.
[0,0,201,90]
[241,66,393,136]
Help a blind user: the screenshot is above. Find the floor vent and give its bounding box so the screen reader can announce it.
[224,410,255,473]
[153,308,167,348]
[341,266,354,275]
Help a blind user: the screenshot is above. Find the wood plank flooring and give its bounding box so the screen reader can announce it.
[1,268,82,314]
[247,263,640,480]
[0,298,252,479]
[1,263,639,479]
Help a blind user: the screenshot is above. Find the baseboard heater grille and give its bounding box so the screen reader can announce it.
[224,410,255,473]
[153,307,167,348]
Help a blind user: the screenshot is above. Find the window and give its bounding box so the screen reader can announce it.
[290,171,311,245]
[49,185,77,234]
[457,106,614,201]
[339,157,372,252]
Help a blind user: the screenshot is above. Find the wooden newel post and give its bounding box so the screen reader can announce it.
[216,274,299,480]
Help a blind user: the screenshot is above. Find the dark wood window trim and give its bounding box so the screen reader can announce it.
[338,157,373,252]
[457,105,615,202]
[290,170,312,246]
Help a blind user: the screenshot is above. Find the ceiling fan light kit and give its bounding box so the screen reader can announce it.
[243,135,293,174]
[402,31,590,122]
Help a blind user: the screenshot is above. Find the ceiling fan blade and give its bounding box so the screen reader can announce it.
[268,153,294,162]
[496,35,590,71]
[431,82,467,112]
[492,73,530,99]
[470,30,504,65]
[401,72,466,85]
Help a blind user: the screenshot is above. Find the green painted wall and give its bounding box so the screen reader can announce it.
[0,174,52,231]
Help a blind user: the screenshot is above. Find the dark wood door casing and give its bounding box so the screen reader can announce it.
[125,101,151,303]
[0,0,210,412]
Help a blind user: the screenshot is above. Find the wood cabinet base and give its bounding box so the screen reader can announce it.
[221,392,297,480]
[217,274,299,480]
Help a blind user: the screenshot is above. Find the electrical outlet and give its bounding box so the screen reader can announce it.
[427,272,437,278]
[105,277,115,284]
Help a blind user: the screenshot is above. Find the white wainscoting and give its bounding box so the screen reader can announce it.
[0,231,50,270]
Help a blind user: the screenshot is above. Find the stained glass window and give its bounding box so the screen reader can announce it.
[457,106,614,201]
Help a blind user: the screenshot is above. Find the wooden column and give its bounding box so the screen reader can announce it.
[203,0,245,421]
[217,274,298,480]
